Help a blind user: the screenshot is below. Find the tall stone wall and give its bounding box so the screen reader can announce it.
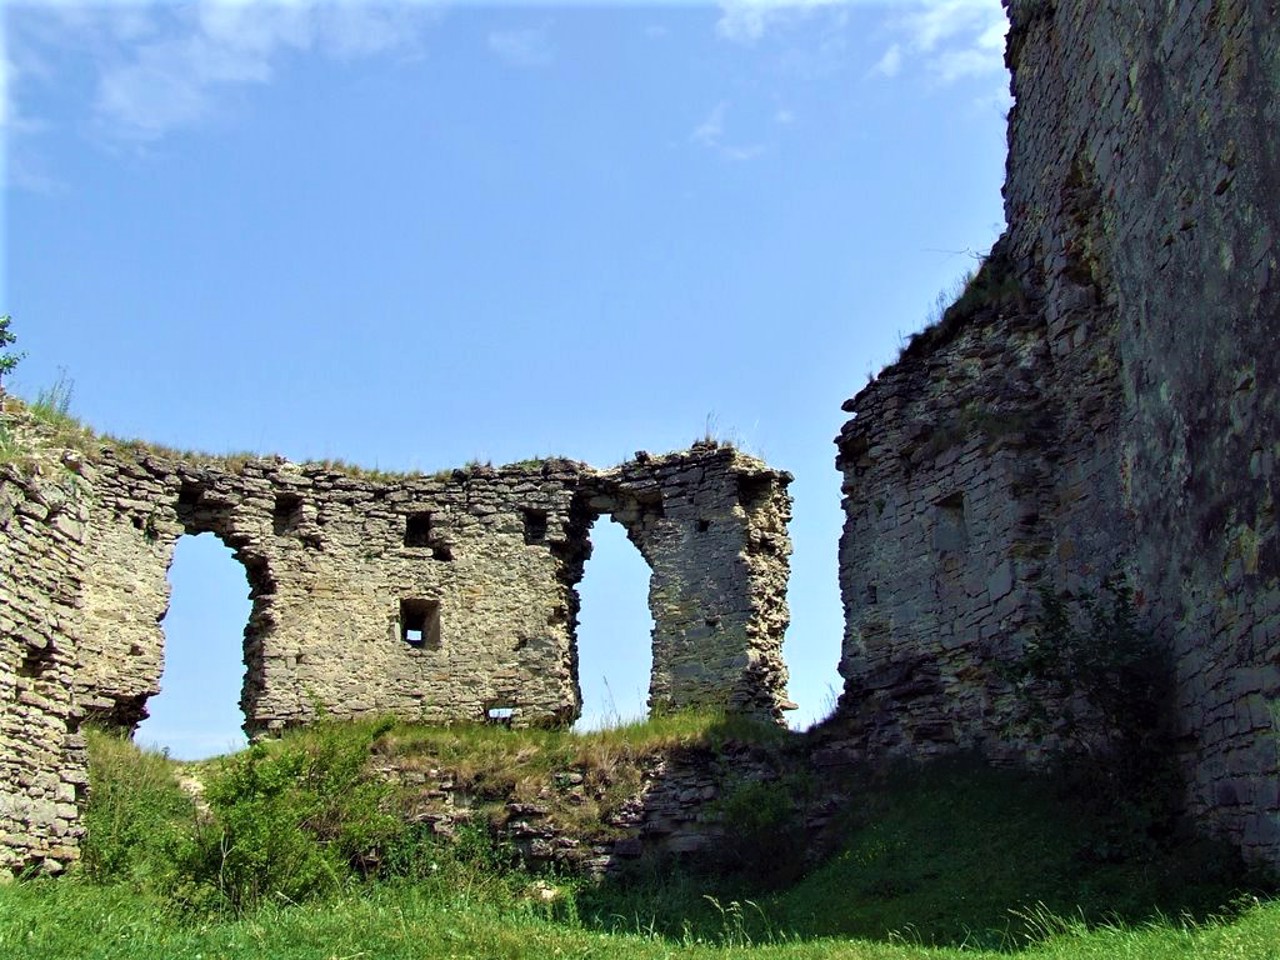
[0,452,91,877]
[835,0,1280,863]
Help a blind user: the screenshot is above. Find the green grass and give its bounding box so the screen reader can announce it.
[2,719,1277,959]
[3,877,1279,959]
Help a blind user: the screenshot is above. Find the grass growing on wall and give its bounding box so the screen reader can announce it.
[2,717,1276,960]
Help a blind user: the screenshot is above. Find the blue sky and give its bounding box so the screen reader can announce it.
[3,0,1010,756]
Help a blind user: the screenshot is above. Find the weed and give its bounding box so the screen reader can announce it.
[79,729,197,886]
[899,241,1029,362]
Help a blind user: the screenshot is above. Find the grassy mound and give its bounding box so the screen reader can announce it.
[1,717,1276,959]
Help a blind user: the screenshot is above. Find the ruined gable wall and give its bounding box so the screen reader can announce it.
[834,0,1280,861]
[63,439,793,735]
[0,453,91,876]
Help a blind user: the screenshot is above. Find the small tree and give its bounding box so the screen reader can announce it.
[0,315,22,391]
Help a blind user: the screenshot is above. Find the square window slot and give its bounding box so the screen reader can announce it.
[400,598,442,649]
[405,512,433,547]
[273,493,304,535]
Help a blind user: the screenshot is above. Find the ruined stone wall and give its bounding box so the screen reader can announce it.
[0,447,91,876]
[834,284,1124,762]
[65,440,792,736]
[1,405,793,868]
[1004,0,1280,859]
[835,0,1280,862]
[74,448,591,733]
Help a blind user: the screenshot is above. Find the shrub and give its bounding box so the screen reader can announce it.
[0,315,22,388]
[171,718,405,912]
[1005,579,1180,855]
[712,776,808,886]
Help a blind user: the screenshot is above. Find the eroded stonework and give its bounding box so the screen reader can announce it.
[835,0,1280,864]
[0,407,792,874]
[0,454,91,876]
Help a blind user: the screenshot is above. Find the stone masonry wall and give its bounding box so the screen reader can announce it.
[587,444,793,718]
[834,0,1280,863]
[1,405,793,870]
[66,439,792,735]
[0,443,92,876]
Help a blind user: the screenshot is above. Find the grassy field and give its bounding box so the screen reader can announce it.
[2,718,1277,960]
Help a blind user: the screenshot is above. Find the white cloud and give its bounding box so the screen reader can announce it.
[487,27,553,68]
[715,0,1006,88]
[9,1,437,143]
[690,101,765,161]
[0,56,13,131]
[871,42,902,77]
[691,101,727,148]
[887,0,1008,83]
[715,0,846,45]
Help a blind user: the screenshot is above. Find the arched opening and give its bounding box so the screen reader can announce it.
[134,533,252,759]
[573,516,654,731]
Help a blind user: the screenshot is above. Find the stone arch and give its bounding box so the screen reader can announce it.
[72,464,282,738]
[577,443,794,722]
[572,513,654,727]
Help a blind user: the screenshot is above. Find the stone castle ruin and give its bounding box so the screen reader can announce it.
[4,0,1279,877]
[1,427,792,875]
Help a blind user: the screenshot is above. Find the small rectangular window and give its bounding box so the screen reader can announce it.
[273,493,304,535]
[405,512,432,547]
[522,508,548,544]
[400,598,442,649]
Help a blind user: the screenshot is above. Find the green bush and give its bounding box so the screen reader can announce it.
[1006,579,1180,855]
[0,315,22,387]
[712,776,808,886]
[79,730,197,886]
[171,718,405,912]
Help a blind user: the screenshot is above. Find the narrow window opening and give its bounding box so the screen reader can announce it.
[933,492,969,553]
[432,544,454,562]
[135,533,251,760]
[405,512,432,547]
[696,518,711,533]
[400,598,442,649]
[574,516,654,731]
[522,508,549,544]
[273,493,304,535]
